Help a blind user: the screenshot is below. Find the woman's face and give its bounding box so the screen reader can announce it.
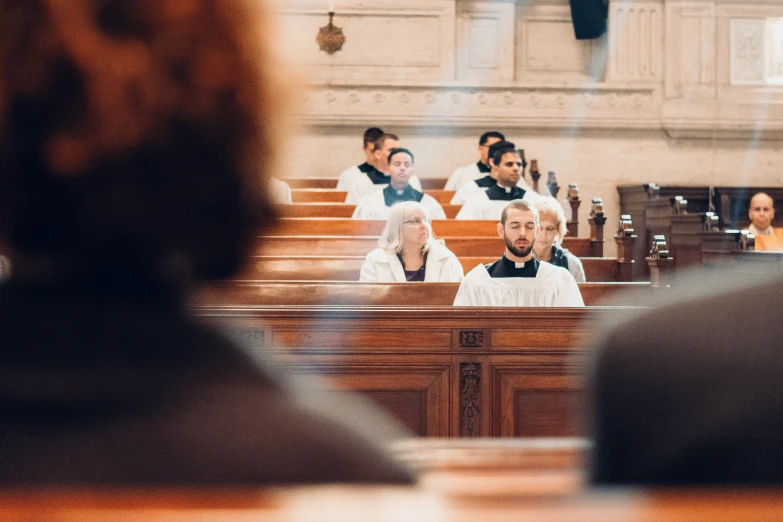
[401,208,429,250]
[535,212,560,254]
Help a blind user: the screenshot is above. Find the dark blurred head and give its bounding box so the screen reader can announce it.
[0,0,281,294]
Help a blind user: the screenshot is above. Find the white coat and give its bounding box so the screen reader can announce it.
[359,242,464,282]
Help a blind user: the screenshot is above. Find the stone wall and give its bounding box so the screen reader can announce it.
[272,0,783,255]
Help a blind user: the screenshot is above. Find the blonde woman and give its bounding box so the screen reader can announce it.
[360,201,463,282]
[533,197,586,282]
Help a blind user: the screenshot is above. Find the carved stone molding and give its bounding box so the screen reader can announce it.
[459,330,484,348]
[460,363,481,437]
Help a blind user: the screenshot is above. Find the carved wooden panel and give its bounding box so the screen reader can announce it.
[460,363,481,437]
[492,364,583,438]
[458,330,484,348]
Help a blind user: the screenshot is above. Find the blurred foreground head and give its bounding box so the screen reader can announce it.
[0,0,281,293]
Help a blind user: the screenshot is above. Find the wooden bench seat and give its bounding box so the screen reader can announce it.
[254,236,593,258]
[213,280,652,306]
[270,218,500,237]
[277,203,464,219]
[292,189,457,205]
[284,177,448,190]
[242,255,621,282]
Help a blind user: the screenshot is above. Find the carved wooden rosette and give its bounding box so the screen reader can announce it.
[317,13,346,55]
[460,363,481,437]
[459,330,484,348]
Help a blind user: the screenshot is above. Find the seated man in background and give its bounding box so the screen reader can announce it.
[336,127,384,191]
[746,192,783,250]
[456,144,542,220]
[454,200,583,306]
[353,148,446,220]
[345,133,422,204]
[450,140,535,205]
[360,202,463,282]
[533,197,586,282]
[444,131,505,191]
[0,0,413,486]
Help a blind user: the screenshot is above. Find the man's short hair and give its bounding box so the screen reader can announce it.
[363,127,384,147]
[374,133,400,151]
[479,131,505,146]
[488,141,518,167]
[387,147,415,166]
[501,199,540,226]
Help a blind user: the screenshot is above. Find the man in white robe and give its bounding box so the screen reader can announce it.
[336,127,384,191]
[454,199,584,307]
[344,133,422,204]
[456,145,543,220]
[444,131,504,191]
[353,148,446,220]
[451,140,537,205]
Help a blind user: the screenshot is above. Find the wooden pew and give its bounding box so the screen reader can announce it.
[211,281,652,307]
[255,236,593,258]
[284,177,448,190]
[292,189,457,205]
[271,218,499,237]
[242,256,622,282]
[277,203,463,219]
[7,488,783,521]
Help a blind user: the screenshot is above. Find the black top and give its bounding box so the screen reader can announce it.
[485,255,540,278]
[397,252,428,282]
[474,175,496,188]
[383,185,425,206]
[547,245,570,271]
[476,161,491,174]
[485,185,527,201]
[0,281,414,485]
[358,162,390,185]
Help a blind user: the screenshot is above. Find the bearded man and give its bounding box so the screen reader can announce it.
[453,200,584,307]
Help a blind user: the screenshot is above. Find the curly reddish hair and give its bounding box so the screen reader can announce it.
[0,0,283,288]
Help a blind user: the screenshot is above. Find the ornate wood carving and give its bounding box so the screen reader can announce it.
[317,13,346,55]
[460,363,481,437]
[459,330,484,348]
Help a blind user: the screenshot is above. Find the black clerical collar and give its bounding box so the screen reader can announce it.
[383,184,424,206]
[477,161,491,173]
[359,163,391,184]
[475,175,496,188]
[485,255,539,278]
[486,184,525,201]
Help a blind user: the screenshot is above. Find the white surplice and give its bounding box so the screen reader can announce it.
[345,175,423,204]
[453,262,584,307]
[352,190,447,220]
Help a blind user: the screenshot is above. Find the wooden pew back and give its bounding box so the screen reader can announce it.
[292,189,457,205]
[277,203,464,219]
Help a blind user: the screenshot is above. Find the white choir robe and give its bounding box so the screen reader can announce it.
[270,177,292,204]
[336,165,362,191]
[345,175,422,204]
[359,242,464,282]
[445,163,485,191]
[352,191,447,220]
[451,177,539,204]
[455,189,544,220]
[453,262,584,307]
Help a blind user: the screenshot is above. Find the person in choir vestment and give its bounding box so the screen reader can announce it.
[270,177,293,204]
[746,192,783,250]
[450,140,536,205]
[533,197,586,282]
[453,200,584,306]
[0,0,414,486]
[344,133,423,204]
[353,148,446,220]
[335,127,384,191]
[455,145,543,220]
[444,131,505,191]
[359,201,463,282]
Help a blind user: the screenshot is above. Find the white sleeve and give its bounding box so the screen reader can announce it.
[336,167,355,191]
[455,201,476,220]
[352,200,364,219]
[444,167,463,191]
[559,272,585,307]
[359,254,378,281]
[566,252,586,283]
[451,182,476,204]
[452,280,475,306]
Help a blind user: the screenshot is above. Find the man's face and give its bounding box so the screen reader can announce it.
[494,152,522,187]
[373,138,400,172]
[478,137,502,165]
[389,152,413,190]
[749,194,775,230]
[498,207,539,259]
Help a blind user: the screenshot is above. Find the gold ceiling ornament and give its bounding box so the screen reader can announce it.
[317,12,345,55]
